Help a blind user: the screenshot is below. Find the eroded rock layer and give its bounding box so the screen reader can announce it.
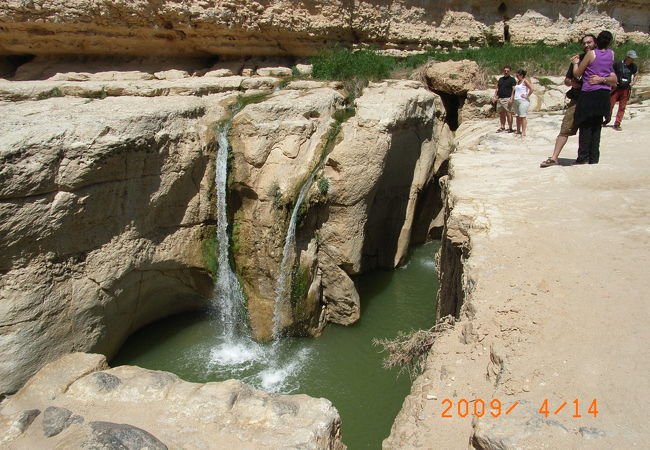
[0,0,648,58]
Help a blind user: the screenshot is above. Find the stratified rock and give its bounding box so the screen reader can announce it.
[0,1,647,57]
[0,353,344,449]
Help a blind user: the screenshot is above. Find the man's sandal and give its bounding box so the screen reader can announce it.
[540,158,559,168]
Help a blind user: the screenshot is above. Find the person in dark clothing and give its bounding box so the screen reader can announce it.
[492,66,516,132]
[572,30,615,165]
[608,50,639,130]
[540,34,616,167]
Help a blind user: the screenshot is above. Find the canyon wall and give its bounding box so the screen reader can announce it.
[0,91,228,393]
[0,66,450,389]
[1,0,649,60]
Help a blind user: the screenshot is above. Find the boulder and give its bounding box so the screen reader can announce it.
[0,353,344,449]
[422,59,484,95]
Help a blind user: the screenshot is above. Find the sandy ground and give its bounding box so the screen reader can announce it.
[385,100,650,449]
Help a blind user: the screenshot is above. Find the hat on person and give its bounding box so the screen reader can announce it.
[626,50,638,59]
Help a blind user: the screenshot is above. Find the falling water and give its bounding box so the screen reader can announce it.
[271,112,351,339]
[209,121,265,369]
[208,110,310,391]
[212,123,245,339]
[272,171,317,339]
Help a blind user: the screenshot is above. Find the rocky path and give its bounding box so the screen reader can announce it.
[386,101,650,449]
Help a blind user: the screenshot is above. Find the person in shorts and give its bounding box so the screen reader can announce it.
[511,69,533,136]
[608,49,639,130]
[540,34,616,167]
[493,66,516,132]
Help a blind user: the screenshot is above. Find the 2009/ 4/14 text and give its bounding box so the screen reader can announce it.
[439,398,598,418]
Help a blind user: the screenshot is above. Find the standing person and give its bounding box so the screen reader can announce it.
[540,35,617,167]
[511,69,533,137]
[571,30,615,165]
[608,49,639,130]
[493,66,516,133]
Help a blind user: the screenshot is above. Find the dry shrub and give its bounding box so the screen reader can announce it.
[373,315,456,378]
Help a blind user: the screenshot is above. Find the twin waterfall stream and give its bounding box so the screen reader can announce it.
[112,102,440,448]
[209,117,310,392]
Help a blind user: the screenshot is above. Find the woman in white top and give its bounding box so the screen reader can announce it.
[510,69,534,137]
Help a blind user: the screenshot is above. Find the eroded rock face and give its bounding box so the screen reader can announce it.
[0,94,231,394]
[0,1,648,59]
[228,79,446,338]
[229,87,346,340]
[0,353,344,449]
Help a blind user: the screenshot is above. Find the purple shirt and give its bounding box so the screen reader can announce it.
[582,49,614,92]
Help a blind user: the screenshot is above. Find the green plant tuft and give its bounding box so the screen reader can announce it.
[290,264,311,315]
[201,233,219,278]
[317,176,329,195]
[311,47,396,81]
[537,77,554,88]
[36,87,64,100]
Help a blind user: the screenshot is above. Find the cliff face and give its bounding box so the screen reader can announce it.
[0,0,648,58]
[228,80,447,340]
[0,93,226,393]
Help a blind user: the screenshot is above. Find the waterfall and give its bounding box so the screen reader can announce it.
[271,112,350,339]
[209,119,265,369]
[272,171,317,339]
[212,122,246,341]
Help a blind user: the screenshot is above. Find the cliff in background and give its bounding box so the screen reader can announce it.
[1,0,649,59]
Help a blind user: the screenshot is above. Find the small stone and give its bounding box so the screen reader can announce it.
[43,406,73,437]
[522,385,530,392]
[426,394,437,400]
[17,409,41,433]
[88,421,168,450]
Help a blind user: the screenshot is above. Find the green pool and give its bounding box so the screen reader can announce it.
[112,241,440,449]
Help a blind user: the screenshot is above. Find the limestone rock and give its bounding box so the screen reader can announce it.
[319,80,438,323]
[256,67,293,77]
[422,59,484,95]
[154,69,190,80]
[0,2,647,57]
[229,87,345,340]
[295,64,314,76]
[0,353,344,449]
[204,68,234,77]
[0,95,231,393]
